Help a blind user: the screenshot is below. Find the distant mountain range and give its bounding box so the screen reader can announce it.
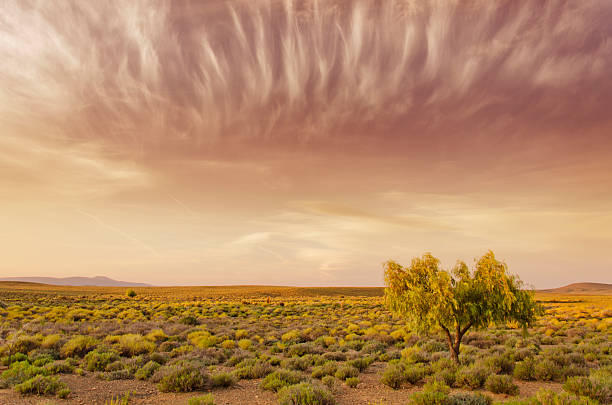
[539,282,612,294]
[0,276,150,287]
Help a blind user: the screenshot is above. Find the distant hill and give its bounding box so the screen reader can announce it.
[0,276,150,287]
[540,282,612,295]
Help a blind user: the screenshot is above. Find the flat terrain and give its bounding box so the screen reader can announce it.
[0,284,610,405]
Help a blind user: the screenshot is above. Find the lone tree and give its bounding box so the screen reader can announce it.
[384,250,539,363]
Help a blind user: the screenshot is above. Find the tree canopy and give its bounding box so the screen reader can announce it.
[384,250,539,362]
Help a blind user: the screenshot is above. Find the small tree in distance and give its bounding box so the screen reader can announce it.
[384,250,539,363]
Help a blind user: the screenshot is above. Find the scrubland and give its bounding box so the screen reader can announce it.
[0,283,610,405]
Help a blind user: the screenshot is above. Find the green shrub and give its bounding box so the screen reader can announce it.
[348,357,373,372]
[456,365,488,389]
[211,372,236,388]
[408,381,450,405]
[84,349,119,372]
[312,362,338,379]
[126,289,136,297]
[277,382,335,405]
[61,336,98,358]
[486,353,514,375]
[345,376,359,388]
[44,360,74,375]
[261,369,304,392]
[432,369,456,386]
[484,374,519,395]
[114,334,155,357]
[513,358,535,381]
[405,363,431,384]
[446,392,491,405]
[135,361,160,380]
[563,375,611,403]
[533,359,559,381]
[156,364,210,392]
[503,389,598,405]
[12,336,40,355]
[1,360,48,387]
[381,363,406,389]
[322,375,334,388]
[104,393,130,405]
[188,394,215,405]
[334,364,358,380]
[14,375,68,396]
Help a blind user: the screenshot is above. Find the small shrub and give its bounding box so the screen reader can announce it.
[334,364,359,380]
[348,357,373,372]
[14,375,68,396]
[408,381,450,405]
[322,375,335,388]
[381,363,406,389]
[345,377,359,388]
[563,375,612,403]
[1,360,48,387]
[456,365,488,389]
[261,369,304,392]
[312,362,338,379]
[513,358,535,381]
[533,359,559,381]
[277,382,335,405]
[44,360,74,375]
[135,361,160,380]
[84,349,119,372]
[156,364,210,392]
[212,372,236,388]
[61,336,98,358]
[446,392,492,405]
[188,394,215,405]
[126,289,137,298]
[405,363,431,384]
[485,374,519,395]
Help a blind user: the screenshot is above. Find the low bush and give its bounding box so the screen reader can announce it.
[14,375,68,397]
[455,365,488,389]
[484,374,519,395]
[84,349,119,372]
[135,361,160,380]
[446,392,492,405]
[155,364,210,392]
[502,389,598,405]
[408,380,450,405]
[44,360,74,375]
[277,382,335,405]
[312,362,338,379]
[345,376,359,388]
[261,369,304,392]
[60,336,98,358]
[1,360,48,387]
[334,364,359,380]
[381,363,406,389]
[563,375,612,403]
[533,359,559,381]
[212,372,236,388]
[513,358,535,381]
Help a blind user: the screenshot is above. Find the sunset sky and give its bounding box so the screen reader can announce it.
[1,0,611,287]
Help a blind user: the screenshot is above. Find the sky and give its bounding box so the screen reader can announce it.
[1,0,611,288]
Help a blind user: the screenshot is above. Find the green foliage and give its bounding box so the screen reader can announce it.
[135,361,160,380]
[211,372,236,387]
[334,364,359,380]
[126,289,137,298]
[384,251,539,362]
[456,364,488,389]
[61,335,98,358]
[381,363,406,389]
[1,360,49,387]
[513,358,535,381]
[408,381,450,405]
[14,375,68,397]
[261,369,304,392]
[345,376,359,387]
[277,382,336,405]
[156,364,210,392]
[84,348,119,371]
[501,389,598,405]
[312,362,338,379]
[484,374,519,395]
[563,374,612,404]
[188,394,215,405]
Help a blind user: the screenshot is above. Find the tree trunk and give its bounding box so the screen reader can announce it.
[442,322,472,364]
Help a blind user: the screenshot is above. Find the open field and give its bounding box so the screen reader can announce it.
[0,284,610,405]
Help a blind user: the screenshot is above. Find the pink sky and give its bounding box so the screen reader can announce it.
[1,0,611,287]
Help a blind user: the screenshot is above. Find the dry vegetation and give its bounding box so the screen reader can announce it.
[0,283,610,405]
